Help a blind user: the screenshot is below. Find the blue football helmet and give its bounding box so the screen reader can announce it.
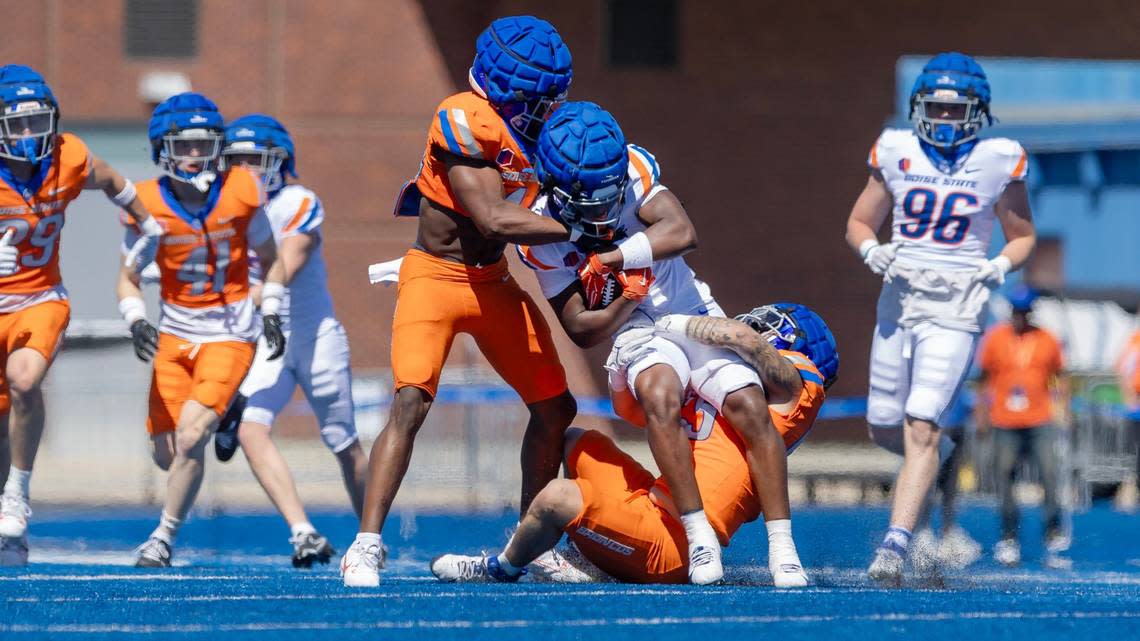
[535,101,628,240]
[1006,283,1038,312]
[222,113,296,193]
[0,65,59,164]
[148,92,225,188]
[735,303,840,389]
[910,52,993,150]
[470,15,573,142]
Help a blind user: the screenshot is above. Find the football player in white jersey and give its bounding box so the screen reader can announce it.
[844,52,1036,584]
[212,114,369,567]
[519,102,808,587]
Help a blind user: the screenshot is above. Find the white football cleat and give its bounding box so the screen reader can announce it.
[867,547,904,586]
[529,542,604,583]
[341,538,384,588]
[0,535,28,567]
[0,493,31,539]
[994,538,1020,567]
[687,544,724,585]
[937,526,982,570]
[909,528,939,576]
[768,537,809,588]
[431,553,521,583]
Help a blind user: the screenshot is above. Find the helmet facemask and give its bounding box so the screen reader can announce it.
[549,177,625,241]
[222,141,288,192]
[0,100,57,163]
[159,128,223,192]
[501,90,567,143]
[735,305,798,350]
[913,89,984,149]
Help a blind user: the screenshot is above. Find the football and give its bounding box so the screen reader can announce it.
[590,272,624,310]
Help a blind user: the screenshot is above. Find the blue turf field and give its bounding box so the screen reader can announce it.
[2,504,1140,640]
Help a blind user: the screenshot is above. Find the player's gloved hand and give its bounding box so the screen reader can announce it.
[610,325,656,372]
[617,268,654,302]
[129,319,159,362]
[260,281,287,360]
[577,254,612,309]
[654,314,691,338]
[123,216,164,272]
[0,229,19,276]
[970,255,1012,287]
[859,240,898,276]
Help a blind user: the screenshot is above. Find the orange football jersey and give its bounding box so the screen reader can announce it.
[135,168,262,310]
[0,132,91,293]
[405,91,540,216]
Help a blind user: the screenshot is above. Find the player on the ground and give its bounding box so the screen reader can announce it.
[341,16,581,587]
[513,102,810,586]
[844,52,1036,585]
[116,93,287,568]
[0,65,164,565]
[205,114,368,568]
[430,304,837,584]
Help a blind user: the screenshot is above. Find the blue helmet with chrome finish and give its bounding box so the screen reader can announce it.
[471,15,572,142]
[222,113,296,193]
[535,101,628,241]
[910,52,993,149]
[148,92,225,188]
[0,65,59,164]
[735,302,840,389]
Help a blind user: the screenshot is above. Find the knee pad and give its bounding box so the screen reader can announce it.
[321,422,358,454]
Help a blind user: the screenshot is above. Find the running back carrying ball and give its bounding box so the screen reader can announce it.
[577,254,654,309]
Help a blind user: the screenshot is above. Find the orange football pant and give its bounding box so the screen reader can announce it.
[0,299,69,413]
[147,333,256,435]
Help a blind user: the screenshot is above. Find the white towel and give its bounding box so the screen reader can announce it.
[367,258,404,286]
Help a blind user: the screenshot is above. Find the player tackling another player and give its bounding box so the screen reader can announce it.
[845,52,1036,585]
[513,102,814,586]
[117,93,288,567]
[0,65,165,565]
[430,304,837,584]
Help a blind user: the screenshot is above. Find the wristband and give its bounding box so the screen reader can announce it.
[260,281,286,316]
[618,231,653,270]
[111,179,138,208]
[991,255,1012,276]
[118,296,147,325]
[859,239,880,260]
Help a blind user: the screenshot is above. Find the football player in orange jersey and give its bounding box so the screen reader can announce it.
[430,304,838,584]
[0,65,166,565]
[115,93,287,568]
[342,16,586,587]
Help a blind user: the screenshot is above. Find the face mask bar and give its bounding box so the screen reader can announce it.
[505,94,566,142]
[550,181,625,239]
[734,306,798,349]
[0,102,57,163]
[913,92,983,148]
[159,129,223,186]
[222,144,288,192]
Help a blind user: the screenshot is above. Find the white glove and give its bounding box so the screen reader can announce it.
[860,240,898,276]
[970,255,1012,287]
[606,326,656,374]
[123,216,164,272]
[0,229,18,276]
[654,314,690,338]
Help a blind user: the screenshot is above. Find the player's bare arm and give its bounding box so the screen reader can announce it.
[681,316,802,405]
[594,190,697,271]
[844,170,892,251]
[992,180,1036,271]
[84,155,155,225]
[276,231,316,286]
[548,282,640,348]
[444,152,572,244]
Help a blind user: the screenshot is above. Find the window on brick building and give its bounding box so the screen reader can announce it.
[125,0,199,59]
[606,0,677,68]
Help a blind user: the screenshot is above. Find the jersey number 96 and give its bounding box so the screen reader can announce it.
[899,188,976,245]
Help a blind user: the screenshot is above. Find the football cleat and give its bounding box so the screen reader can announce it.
[937,526,982,570]
[290,532,336,568]
[768,537,809,588]
[867,547,905,587]
[340,538,385,588]
[213,393,246,462]
[908,528,940,576]
[993,538,1020,567]
[687,544,724,585]
[430,553,523,583]
[528,542,605,583]
[134,536,173,568]
[0,493,31,538]
[0,534,28,567]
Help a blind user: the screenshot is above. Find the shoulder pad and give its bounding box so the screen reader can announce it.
[976,137,1029,181]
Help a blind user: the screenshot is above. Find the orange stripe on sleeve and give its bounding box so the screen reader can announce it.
[869,144,879,169]
[1011,150,1028,179]
[282,197,312,233]
[521,246,557,270]
[629,152,652,197]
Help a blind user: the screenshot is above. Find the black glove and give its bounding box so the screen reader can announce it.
[129,319,159,362]
[263,313,286,361]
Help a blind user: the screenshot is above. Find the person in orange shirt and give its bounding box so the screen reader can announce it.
[975,285,1069,568]
[115,93,287,567]
[0,65,163,566]
[1114,325,1140,509]
[342,16,581,587]
[429,304,837,584]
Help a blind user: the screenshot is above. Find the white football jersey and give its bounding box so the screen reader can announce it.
[258,184,337,333]
[520,144,716,324]
[870,128,1028,271]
